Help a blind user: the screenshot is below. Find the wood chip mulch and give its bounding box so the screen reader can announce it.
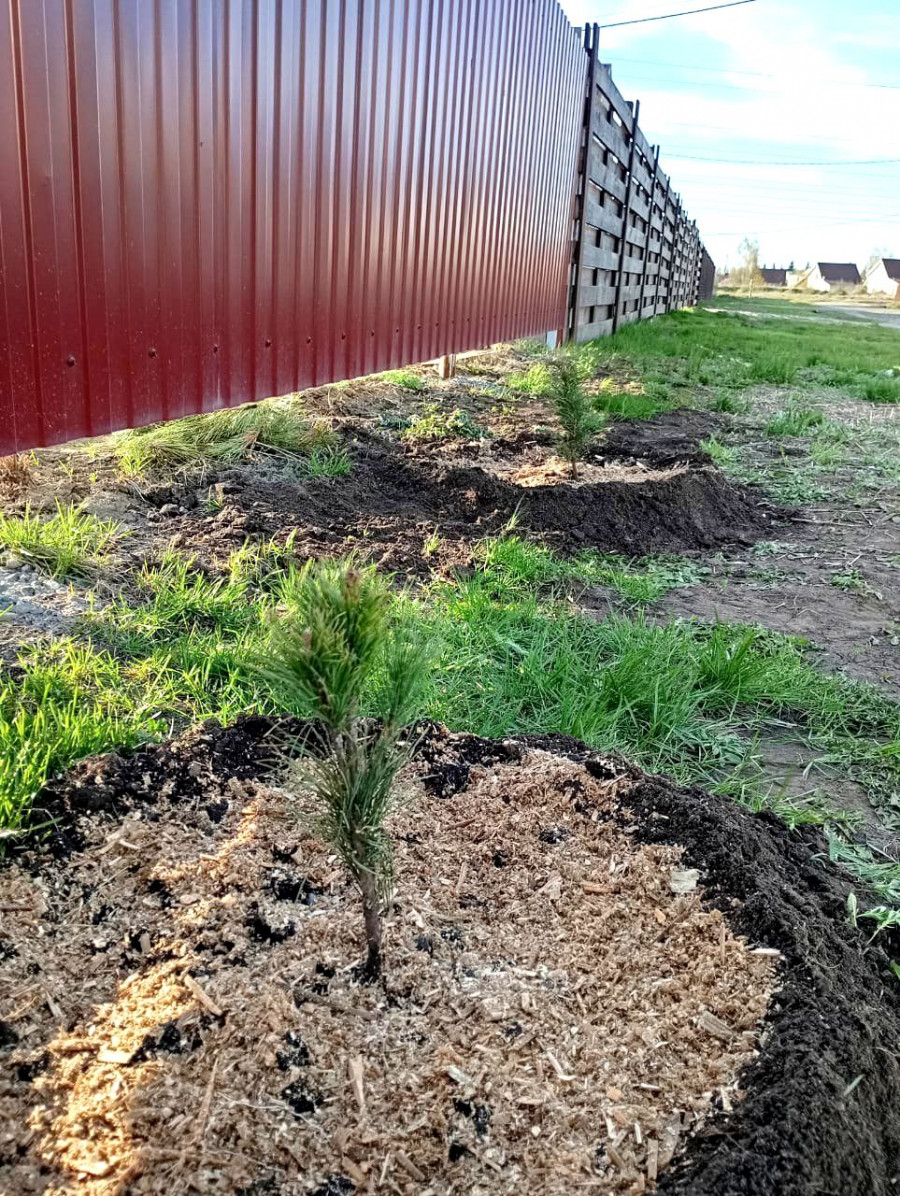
[500,458,687,488]
[0,748,776,1195]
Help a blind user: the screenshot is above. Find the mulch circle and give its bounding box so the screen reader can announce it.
[2,720,899,1194]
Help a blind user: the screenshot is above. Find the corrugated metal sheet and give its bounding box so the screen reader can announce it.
[0,0,586,455]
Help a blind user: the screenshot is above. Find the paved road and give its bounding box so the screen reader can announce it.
[826,304,900,330]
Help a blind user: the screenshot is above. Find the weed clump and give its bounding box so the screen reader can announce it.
[0,502,120,578]
[546,357,602,479]
[264,561,431,978]
[381,369,425,391]
[305,445,352,478]
[402,403,487,443]
[507,364,552,395]
[0,455,32,492]
[765,406,825,437]
[861,376,900,404]
[115,400,333,475]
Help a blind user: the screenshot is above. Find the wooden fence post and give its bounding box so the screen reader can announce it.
[567,24,599,343]
[637,144,659,322]
[657,175,671,316]
[612,98,640,335]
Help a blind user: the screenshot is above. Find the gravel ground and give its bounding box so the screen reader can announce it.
[0,558,94,635]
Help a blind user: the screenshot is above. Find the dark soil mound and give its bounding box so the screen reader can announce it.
[601,410,722,467]
[183,430,774,568]
[515,467,773,554]
[12,718,900,1195]
[21,715,290,858]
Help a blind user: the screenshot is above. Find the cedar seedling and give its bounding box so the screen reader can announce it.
[547,356,600,479]
[265,561,430,979]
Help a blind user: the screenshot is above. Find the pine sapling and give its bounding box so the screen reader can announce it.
[547,356,600,480]
[264,560,430,979]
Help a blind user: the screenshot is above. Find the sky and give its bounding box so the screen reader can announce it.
[557,0,900,273]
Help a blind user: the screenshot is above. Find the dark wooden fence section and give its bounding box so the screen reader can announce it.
[698,247,717,301]
[568,25,708,342]
[0,0,585,455]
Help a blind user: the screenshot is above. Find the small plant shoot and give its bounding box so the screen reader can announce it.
[547,355,601,479]
[264,561,431,979]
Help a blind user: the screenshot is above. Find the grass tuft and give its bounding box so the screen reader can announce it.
[115,400,333,475]
[381,369,426,391]
[765,406,825,437]
[507,364,553,395]
[305,445,352,478]
[861,376,900,403]
[0,502,120,577]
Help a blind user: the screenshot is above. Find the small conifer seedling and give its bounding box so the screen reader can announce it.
[547,356,601,480]
[265,560,430,979]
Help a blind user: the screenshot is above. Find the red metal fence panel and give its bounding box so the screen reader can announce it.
[0,0,586,455]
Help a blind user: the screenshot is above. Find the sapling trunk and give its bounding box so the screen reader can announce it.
[356,862,383,980]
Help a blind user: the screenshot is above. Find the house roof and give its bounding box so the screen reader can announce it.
[816,262,861,284]
[880,258,900,282]
[760,268,787,284]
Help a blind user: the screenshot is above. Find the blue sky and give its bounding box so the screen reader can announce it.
[558,0,900,272]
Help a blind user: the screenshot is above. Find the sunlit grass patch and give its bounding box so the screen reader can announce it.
[765,406,825,437]
[506,363,553,395]
[380,368,426,391]
[0,502,121,578]
[115,400,333,475]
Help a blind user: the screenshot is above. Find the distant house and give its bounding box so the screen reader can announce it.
[759,268,787,287]
[787,267,811,289]
[863,258,900,300]
[806,262,861,292]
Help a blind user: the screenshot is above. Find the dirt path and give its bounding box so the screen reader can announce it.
[825,304,900,330]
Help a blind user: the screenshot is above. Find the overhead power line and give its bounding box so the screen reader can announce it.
[598,0,757,29]
[664,153,900,166]
[607,53,900,91]
[610,70,900,95]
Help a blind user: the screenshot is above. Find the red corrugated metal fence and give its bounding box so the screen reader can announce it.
[0,0,586,454]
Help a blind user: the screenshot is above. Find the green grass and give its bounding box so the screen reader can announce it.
[475,535,704,604]
[593,390,669,420]
[304,445,352,478]
[380,369,426,391]
[861,376,900,403]
[0,502,121,578]
[576,303,900,401]
[4,539,898,825]
[115,400,333,475]
[506,364,553,395]
[710,392,751,414]
[5,539,900,933]
[765,406,825,436]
